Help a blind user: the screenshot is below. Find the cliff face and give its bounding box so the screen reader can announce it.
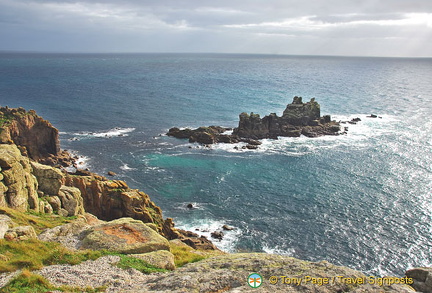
[0,144,39,212]
[63,174,164,226]
[0,107,215,249]
[0,107,59,160]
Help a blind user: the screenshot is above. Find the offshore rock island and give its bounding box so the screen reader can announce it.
[167,96,341,147]
[0,106,430,292]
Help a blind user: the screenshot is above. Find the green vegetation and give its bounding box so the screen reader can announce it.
[110,188,126,193]
[1,269,107,293]
[0,112,14,129]
[0,239,106,272]
[170,243,206,267]
[1,269,55,293]
[0,207,77,234]
[0,205,228,292]
[115,254,168,274]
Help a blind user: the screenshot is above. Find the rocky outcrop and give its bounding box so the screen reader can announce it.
[57,186,85,216]
[0,146,85,216]
[167,97,340,145]
[0,129,214,250]
[80,218,170,254]
[167,126,235,145]
[63,174,165,227]
[234,97,340,139]
[30,162,63,195]
[406,267,432,293]
[0,106,75,167]
[0,214,13,239]
[129,250,175,270]
[0,144,39,212]
[162,217,218,250]
[122,253,414,293]
[4,225,37,241]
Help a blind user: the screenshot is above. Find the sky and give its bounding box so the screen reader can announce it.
[1,0,432,57]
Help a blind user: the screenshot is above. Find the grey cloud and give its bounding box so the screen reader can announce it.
[1,0,431,56]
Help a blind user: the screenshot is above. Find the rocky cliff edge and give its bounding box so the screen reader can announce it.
[0,106,430,293]
[0,106,215,249]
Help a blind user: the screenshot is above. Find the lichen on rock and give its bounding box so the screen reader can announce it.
[0,144,39,212]
[80,218,170,254]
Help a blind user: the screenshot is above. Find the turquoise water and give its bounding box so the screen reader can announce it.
[0,53,431,276]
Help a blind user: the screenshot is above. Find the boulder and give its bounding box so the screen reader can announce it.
[222,224,234,231]
[177,229,218,250]
[129,250,175,270]
[0,182,7,207]
[189,131,216,144]
[57,186,85,216]
[30,162,63,195]
[0,215,13,239]
[245,144,258,150]
[211,230,224,240]
[0,144,22,169]
[168,126,228,145]
[38,217,92,250]
[0,144,39,212]
[166,127,195,139]
[406,267,432,293]
[43,202,53,214]
[46,196,62,212]
[5,225,37,240]
[80,218,170,254]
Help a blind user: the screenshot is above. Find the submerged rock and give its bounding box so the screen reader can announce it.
[210,230,224,240]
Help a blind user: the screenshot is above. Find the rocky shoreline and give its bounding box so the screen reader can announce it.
[1,106,431,292]
[0,106,216,250]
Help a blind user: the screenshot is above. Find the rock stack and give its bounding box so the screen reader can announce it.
[167,96,341,146]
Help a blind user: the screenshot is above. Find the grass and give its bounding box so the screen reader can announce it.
[115,254,168,274]
[0,239,107,272]
[0,207,227,292]
[0,207,77,234]
[0,269,107,293]
[170,243,207,267]
[1,269,55,293]
[0,112,14,129]
[0,238,172,274]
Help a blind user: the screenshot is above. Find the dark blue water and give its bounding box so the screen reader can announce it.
[1,53,431,276]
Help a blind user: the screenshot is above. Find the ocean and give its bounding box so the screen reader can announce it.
[0,52,431,277]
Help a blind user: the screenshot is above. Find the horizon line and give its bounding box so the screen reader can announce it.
[0,50,431,59]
